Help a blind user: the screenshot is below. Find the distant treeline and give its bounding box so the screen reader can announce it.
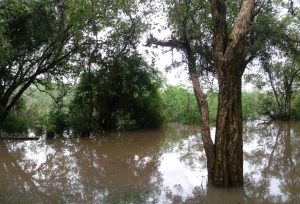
[2,78,300,136]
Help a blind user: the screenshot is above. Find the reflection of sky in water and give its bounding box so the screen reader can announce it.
[159,152,205,196]
[1,122,300,203]
[24,141,55,167]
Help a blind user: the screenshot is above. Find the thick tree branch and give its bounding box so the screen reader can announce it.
[5,47,74,113]
[146,35,184,49]
[226,0,255,57]
[182,30,215,170]
[208,0,228,60]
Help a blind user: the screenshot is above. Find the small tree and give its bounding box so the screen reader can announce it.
[251,58,300,120]
[247,12,300,120]
[70,54,162,134]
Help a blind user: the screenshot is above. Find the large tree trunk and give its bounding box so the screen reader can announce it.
[186,39,244,186]
[211,71,243,187]
[188,0,252,186]
[205,0,254,187]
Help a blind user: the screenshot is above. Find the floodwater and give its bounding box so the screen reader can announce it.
[0,122,299,204]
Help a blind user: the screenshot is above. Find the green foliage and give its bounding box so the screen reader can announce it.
[0,0,56,59]
[160,86,200,125]
[1,0,299,135]
[0,0,144,125]
[242,92,262,121]
[70,54,163,133]
[0,0,74,125]
[206,92,218,123]
[41,83,72,134]
[160,87,267,125]
[0,98,32,133]
[246,58,300,121]
[1,113,28,133]
[241,91,300,121]
[291,92,300,120]
[46,108,69,135]
[22,86,56,132]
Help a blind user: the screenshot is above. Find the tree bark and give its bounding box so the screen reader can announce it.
[212,71,243,187]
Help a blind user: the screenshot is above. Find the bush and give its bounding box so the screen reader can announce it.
[0,98,32,133]
[242,92,261,120]
[47,108,69,134]
[291,92,300,120]
[69,54,163,133]
[1,113,29,133]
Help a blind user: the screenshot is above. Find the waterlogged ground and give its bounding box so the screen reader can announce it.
[0,122,300,203]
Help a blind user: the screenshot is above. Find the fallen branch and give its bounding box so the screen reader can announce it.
[0,137,40,140]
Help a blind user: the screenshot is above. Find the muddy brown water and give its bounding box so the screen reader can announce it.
[0,122,299,203]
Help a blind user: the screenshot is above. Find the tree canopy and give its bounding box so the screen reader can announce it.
[0,0,145,124]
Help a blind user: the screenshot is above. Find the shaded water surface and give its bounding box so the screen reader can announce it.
[0,122,300,203]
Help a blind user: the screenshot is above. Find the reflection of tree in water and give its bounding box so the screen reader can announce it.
[1,130,164,203]
[158,125,248,204]
[1,123,300,203]
[163,124,206,170]
[158,124,208,203]
[0,141,56,203]
[244,122,300,203]
[73,131,164,203]
[165,122,300,203]
[280,122,300,203]
[164,183,247,204]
